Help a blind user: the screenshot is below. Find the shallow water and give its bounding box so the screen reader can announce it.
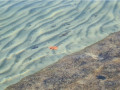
[0,0,120,89]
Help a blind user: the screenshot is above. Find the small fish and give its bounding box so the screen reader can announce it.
[31,45,38,49]
[59,31,70,37]
[49,46,58,50]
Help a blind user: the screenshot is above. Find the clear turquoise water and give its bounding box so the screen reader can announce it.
[0,0,120,89]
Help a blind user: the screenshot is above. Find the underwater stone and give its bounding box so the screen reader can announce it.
[96,75,106,80]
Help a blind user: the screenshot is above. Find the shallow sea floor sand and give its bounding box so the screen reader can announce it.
[0,0,120,89]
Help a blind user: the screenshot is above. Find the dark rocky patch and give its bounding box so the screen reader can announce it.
[96,75,106,80]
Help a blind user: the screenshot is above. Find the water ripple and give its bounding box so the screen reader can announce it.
[0,0,120,90]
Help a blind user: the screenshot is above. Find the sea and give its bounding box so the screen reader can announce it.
[0,0,120,89]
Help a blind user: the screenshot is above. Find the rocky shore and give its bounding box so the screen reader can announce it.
[5,31,120,90]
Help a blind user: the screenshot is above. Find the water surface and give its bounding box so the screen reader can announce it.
[0,0,120,89]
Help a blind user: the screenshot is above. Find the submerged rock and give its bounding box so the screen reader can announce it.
[5,32,120,90]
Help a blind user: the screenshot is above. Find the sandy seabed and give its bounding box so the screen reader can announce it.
[0,0,120,89]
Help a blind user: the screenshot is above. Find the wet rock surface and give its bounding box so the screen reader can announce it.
[5,32,120,90]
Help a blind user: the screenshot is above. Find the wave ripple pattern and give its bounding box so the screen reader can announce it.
[0,0,120,89]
